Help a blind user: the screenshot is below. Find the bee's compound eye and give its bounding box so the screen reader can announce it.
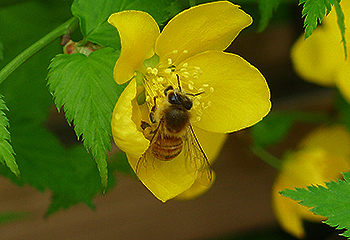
[164,85,173,96]
[167,92,179,104]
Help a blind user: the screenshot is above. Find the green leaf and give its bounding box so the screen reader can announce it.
[251,111,331,147]
[47,48,125,189]
[334,1,347,59]
[6,122,118,216]
[71,0,123,49]
[299,0,334,39]
[281,172,350,238]
[258,0,281,32]
[71,0,182,50]
[0,96,18,177]
[0,41,3,61]
[250,112,295,147]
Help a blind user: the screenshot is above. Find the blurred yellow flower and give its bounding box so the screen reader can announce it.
[108,1,271,202]
[291,1,350,102]
[272,125,350,238]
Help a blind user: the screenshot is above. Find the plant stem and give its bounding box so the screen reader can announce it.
[0,16,79,85]
[251,144,282,170]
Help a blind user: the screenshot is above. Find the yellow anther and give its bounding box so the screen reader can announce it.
[151,68,158,75]
[164,68,172,74]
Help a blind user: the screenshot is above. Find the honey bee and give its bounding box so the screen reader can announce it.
[137,78,213,186]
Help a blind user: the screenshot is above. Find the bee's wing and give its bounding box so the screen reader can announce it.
[183,124,213,186]
[136,120,164,174]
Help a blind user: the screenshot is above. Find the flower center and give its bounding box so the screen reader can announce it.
[141,50,214,123]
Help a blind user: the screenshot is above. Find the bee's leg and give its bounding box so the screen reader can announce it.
[141,121,153,141]
[141,121,151,130]
[150,96,157,123]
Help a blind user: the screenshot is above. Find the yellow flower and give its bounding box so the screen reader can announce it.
[108,1,271,202]
[291,1,350,102]
[272,125,350,238]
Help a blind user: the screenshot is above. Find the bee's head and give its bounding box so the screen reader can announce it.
[164,85,193,110]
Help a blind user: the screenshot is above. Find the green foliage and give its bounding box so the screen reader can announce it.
[71,0,123,49]
[0,96,18,177]
[0,0,117,215]
[251,112,296,147]
[47,48,125,189]
[299,0,346,56]
[281,172,350,239]
[8,123,117,216]
[258,0,281,32]
[299,0,334,39]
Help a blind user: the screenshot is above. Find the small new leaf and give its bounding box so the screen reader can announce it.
[281,172,350,238]
[0,96,18,177]
[299,0,334,39]
[47,48,124,189]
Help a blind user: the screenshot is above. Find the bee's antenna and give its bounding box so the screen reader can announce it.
[176,74,182,91]
[187,91,204,97]
[175,73,204,96]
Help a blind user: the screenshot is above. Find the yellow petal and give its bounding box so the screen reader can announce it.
[183,51,270,133]
[176,128,227,200]
[108,11,160,84]
[272,181,309,239]
[298,125,350,158]
[290,5,343,87]
[175,172,216,200]
[155,1,252,65]
[127,151,196,202]
[193,126,228,163]
[111,79,149,159]
[127,126,227,202]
